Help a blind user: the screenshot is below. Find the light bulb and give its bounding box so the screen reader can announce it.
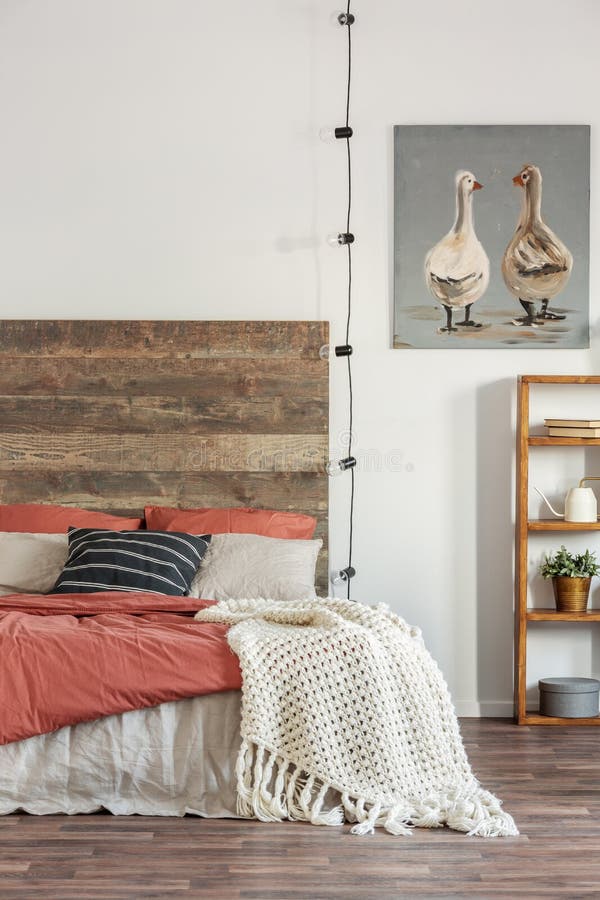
[319,344,330,360]
[331,566,356,585]
[326,456,356,477]
[319,125,353,143]
[326,232,355,247]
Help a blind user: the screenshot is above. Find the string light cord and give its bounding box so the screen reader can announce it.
[322,4,356,598]
[342,1,354,600]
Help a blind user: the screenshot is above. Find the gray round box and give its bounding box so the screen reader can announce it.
[539,677,600,718]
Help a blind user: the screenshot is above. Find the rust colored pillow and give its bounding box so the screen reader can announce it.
[144,506,317,540]
[0,504,143,534]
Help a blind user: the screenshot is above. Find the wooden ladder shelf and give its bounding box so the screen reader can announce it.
[515,374,600,725]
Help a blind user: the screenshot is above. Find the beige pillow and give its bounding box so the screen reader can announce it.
[189,533,321,602]
[0,532,68,594]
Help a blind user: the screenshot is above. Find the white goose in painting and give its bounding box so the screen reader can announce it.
[502,163,572,326]
[424,171,490,333]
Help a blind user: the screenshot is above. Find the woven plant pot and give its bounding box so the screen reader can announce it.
[552,576,591,612]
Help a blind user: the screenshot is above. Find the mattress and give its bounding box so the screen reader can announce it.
[0,691,242,817]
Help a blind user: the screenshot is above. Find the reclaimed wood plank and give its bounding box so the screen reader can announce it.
[0,433,326,473]
[0,321,328,359]
[0,470,327,511]
[0,396,327,434]
[0,357,328,399]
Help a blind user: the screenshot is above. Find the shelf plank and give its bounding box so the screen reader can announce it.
[522,711,600,725]
[521,375,600,385]
[528,519,600,531]
[529,436,600,446]
[527,607,600,622]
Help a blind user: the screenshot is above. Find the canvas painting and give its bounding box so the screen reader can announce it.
[393,125,590,349]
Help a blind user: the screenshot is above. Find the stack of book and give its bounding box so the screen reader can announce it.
[544,418,600,438]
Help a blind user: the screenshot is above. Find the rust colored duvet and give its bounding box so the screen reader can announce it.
[0,593,241,745]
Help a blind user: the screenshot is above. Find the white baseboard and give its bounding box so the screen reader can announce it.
[455,700,514,718]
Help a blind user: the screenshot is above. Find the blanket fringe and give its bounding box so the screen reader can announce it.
[446,787,520,838]
[235,740,519,838]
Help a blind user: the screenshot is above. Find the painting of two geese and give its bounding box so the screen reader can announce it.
[393,125,589,348]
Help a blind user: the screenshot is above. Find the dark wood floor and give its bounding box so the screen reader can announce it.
[1,718,599,899]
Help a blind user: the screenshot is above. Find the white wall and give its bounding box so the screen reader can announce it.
[1,0,599,714]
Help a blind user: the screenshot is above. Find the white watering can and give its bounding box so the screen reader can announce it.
[534,477,600,523]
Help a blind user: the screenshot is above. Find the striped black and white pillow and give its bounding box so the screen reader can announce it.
[51,528,211,596]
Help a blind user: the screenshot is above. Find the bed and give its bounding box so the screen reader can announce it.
[0,319,329,817]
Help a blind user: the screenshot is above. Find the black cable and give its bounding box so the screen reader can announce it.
[344,1,352,132]
[342,1,354,600]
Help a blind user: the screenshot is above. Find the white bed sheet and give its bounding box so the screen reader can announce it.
[0,691,242,817]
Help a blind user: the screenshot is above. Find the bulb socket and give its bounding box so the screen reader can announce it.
[335,344,353,357]
[334,126,353,139]
[339,456,356,470]
[338,232,354,245]
[337,13,355,25]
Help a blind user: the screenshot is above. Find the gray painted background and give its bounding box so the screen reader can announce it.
[393,125,590,349]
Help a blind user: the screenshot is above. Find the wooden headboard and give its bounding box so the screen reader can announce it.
[0,320,329,592]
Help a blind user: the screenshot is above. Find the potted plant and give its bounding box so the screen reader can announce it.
[539,545,600,612]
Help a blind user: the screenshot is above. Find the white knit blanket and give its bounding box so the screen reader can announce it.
[195,597,518,837]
